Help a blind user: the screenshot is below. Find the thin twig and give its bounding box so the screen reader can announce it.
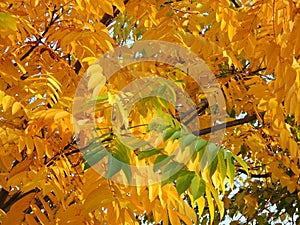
[20,7,61,61]
[171,7,200,14]
[238,169,271,178]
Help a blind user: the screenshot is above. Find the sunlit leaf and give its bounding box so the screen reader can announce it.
[190,176,206,200]
[0,12,17,31]
[175,171,195,195]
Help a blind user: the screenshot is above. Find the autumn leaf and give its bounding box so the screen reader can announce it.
[0,0,299,224]
[0,12,17,31]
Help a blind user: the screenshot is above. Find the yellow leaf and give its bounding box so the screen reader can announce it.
[289,139,298,159]
[34,0,39,7]
[228,23,236,42]
[196,196,205,216]
[37,193,53,220]
[87,64,103,75]
[168,207,181,225]
[82,56,97,65]
[31,203,49,224]
[286,176,297,193]
[0,208,6,220]
[293,15,300,56]
[47,77,61,93]
[75,0,85,10]
[268,98,278,109]
[0,91,4,105]
[0,12,17,31]
[61,31,82,47]
[92,81,106,98]
[177,212,193,225]
[113,0,125,13]
[279,129,290,150]
[2,193,35,224]
[220,20,226,31]
[46,84,59,102]
[87,64,106,90]
[215,11,221,22]
[49,175,65,201]
[149,183,159,202]
[17,62,27,74]
[181,202,197,223]
[206,188,214,224]
[153,200,164,223]
[12,102,22,115]
[100,1,114,16]
[18,136,26,152]
[10,158,32,178]
[33,137,45,159]
[25,136,35,155]
[2,95,14,112]
[244,194,258,208]
[206,182,224,219]
[82,187,114,214]
[7,170,27,187]
[54,111,70,120]
[25,214,39,225]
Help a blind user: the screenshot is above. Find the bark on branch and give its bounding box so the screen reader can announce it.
[238,169,271,178]
[20,8,60,61]
[193,111,266,136]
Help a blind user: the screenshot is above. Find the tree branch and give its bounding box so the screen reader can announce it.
[238,169,271,178]
[1,188,39,212]
[193,111,266,136]
[181,99,209,125]
[249,67,267,75]
[20,8,60,61]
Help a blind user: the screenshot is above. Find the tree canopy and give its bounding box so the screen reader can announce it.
[0,0,300,224]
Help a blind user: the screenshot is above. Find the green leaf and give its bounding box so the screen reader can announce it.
[105,154,122,179]
[154,154,168,165]
[150,97,163,113]
[83,150,107,170]
[156,85,167,96]
[200,143,219,170]
[148,117,167,132]
[195,139,207,152]
[122,164,132,184]
[240,144,247,154]
[138,148,161,160]
[96,93,108,102]
[162,161,184,181]
[83,143,103,156]
[164,83,176,102]
[171,130,181,140]
[226,155,235,188]
[182,133,197,149]
[229,107,236,118]
[99,132,112,140]
[217,150,227,181]
[157,96,169,110]
[113,141,131,164]
[153,154,175,172]
[88,93,108,105]
[209,156,218,176]
[232,153,249,175]
[176,171,195,195]
[163,127,179,141]
[190,176,206,200]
